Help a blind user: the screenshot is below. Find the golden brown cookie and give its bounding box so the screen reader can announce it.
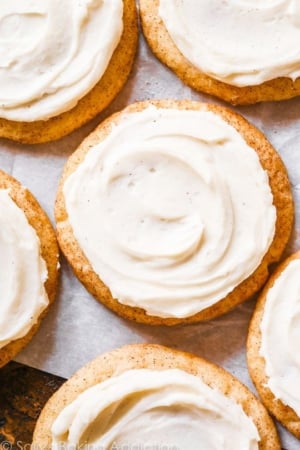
[33,344,280,450]
[139,0,300,105]
[55,99,293,326]
[0,170,59,367]
[0,0,138,144]
[247,252,300,438]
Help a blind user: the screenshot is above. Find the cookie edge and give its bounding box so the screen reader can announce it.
[247,251,300,438]
[0,169,59,367]
[33,343,281,450]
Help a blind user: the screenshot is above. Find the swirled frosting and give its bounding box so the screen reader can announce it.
[0,0,123,121]
[63,106,276,318]
[260,258,300,416]
[51,369,259,450]
[159,0,300,87]
[0,189,49,349]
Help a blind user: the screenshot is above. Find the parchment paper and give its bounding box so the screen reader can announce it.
[1,19,300,449]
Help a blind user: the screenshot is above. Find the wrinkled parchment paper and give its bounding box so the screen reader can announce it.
[1,18,300,449]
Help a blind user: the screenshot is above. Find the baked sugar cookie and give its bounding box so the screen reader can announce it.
[55,100,293,326]
[33,344,280,450]
[247,252,300,438]
[0,0,138,144]
[140,0,300,105]
[0,170,59,367]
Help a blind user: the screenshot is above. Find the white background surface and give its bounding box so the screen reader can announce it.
[1,11,300,449]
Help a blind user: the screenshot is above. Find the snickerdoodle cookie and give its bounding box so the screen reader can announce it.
[140,0,300,105]
[55,100,293,325]
[0,0,138,143]
[248,251,300,438]
[0,169,59,367]
[33,344,280,450]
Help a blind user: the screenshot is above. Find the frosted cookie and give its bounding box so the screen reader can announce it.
[247,252,300,438]
[140,0,300,105]
[55,100,293,325]
[0,0,138,144]
[0,170,59,367]
[33,344,280,450]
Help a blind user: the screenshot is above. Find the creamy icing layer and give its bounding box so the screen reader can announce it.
[0,189,49,349]
[260,259,300,416]
[159,0,300,87]
[63,106,276,318]
[0,0,123,121]
[51,368,259,450]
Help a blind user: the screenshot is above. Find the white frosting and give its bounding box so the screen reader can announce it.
[51,368,260,450]
[0,0,123,121]
[63,106,276,319]
[260,258,300,416]
[159,0,300,87]
[0,189,49,349]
